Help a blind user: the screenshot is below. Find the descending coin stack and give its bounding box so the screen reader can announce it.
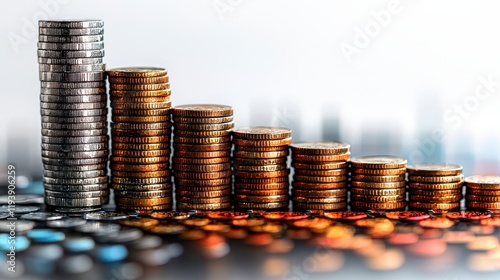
[38,20,109,209]
[349,156,407,211]
[407,163,463,211]
[108,67,173,211]
[171,105,233,210]
[232,127,292,210]
[290,142,350,210]
[465,175,500,212]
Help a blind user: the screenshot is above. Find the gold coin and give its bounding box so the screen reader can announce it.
[112,142,170,150]
[175,185,231,192]
[112,135,170,144]
[177,202,231,210]
[110,163,170,172]
[292,188,347,198]
[350,194,405,203]
[235,176,289,184]
[350,201,406,210]
[233,157,287,165]
[350,156,407,169]
[408,201,460,210]
[178,196,231,204]
[465,175,500,190]
[235,169,289,179]
[173,136,230,144]
[172,162,231,172]
[235,188,288,196]
[109,89,171,97]
[110,83,170,91]
[118,217,160,228]
[290,141,350,155]
[116,196,172,206]
[294,168,348,177]
[176,189,231,198]
[174,129,231,137]
[293,202,347,210]
[291,161,348,170]
[407,163,463,176]
[112,129,169,137]
[235,201,289,210]
[148,224,187,235]
[173,122,234,131]
[349,181,406,189]
[112,149,170,157]
[172,104,233,117]
[111,183,172,191]
[234,182,289,190]
[465,194,500,202]
[292,196,345,204]
[408,181,463,190]
[418,217,455,229]
[117,204,172,211]
[408,174,464,183]
[173,142,231,152]
[110,156,170,164]
[111,96,170,103]
[174,178,231,186]
[292,153,350,162]
[172,157,230,165]
[174,170,231,180]
[114,189,172,198]
[108,75,169,84]
[233,138,292,147]
[410,189,462,196]
[466,201,500,210]
[111,170,170,178]
[466,188,500,196]
[173,116,233,124]
[112,108,170,116]
[232,127,292,140]
[350,187,406,196]
[233,150,289,159]
[234,194,288,203]
[149,211,190,220]
[233,164,287,172]
[292,181,347,189]
[410,194,462,203]
[107,67,168,77]
[351,174,405,183]
[112,115,170,123]
[293,175,347,183]
[352,167,406,176]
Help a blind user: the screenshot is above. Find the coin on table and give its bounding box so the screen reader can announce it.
[350,155,407,169]
[407,163,463,176]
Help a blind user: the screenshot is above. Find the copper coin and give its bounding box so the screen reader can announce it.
[233,150,289,159]
[108,75,169,84]
[232,126,292,140]
[112,177,170,185]
[466,188,500,196]
[112,149,171,158]
[350,201,406,210]
[111,96,170,104]
[112,115,170,123]
[352,167,406,176]
[111,183,172,191]
[107,67,168,77]
[235,145,289,152]
[407,163,463,176]
[294,168,348,177]
[292,188,347,198]
[351,194,405,203]
[235,189,288,196]
[174,170,231,180]
[235,201,289,210]
[349,181,406,189]
[235,194,289,203]
[408,174,464,184]
[118,217,160,228]
[112,142,170,150]
[292,161,348,170]
[110,163,169,172]
[176,189,231,198]
[234,164,287,172]
[409,194,462,203]
[384,211,430,221]
[114,189,172,198]
[173,157,230,165]
[465,195,500,202]
[172,162,231,173]
[173,122,234,131]
[293,175,347,183]
[109,89,171,97]
[418,217,455,229]
[233,157,287,165]
[350,156,407,169]
[112,108,170,116]
[408,201,460,210]
[117,204,172,211]
[293,202,347,210]
[323,211,367,220]
[173,150,231,158]
[410,189,462,196]
[233,138,292,147]
[446,211,491,220]
[178,196,231,204]
[234,182,289,190]
[206,211,249,220]
[149,211,190,220]
[290,141,350,155]
[235,176,289,184]
[236,169,290,179]
[173,142,231,152]
[262,212,308,220]
[112,135,170,144]
[173,116,233,124]
[466,201,500,210]
[465,175,500,190]
[479,217,500,227]
[174,129,231,137]
[111,170,170,178]
[292,181,347,189]
[173,136,230,144]
[110,156,170,164]
[292,153,350,162]
[350,187,406,196]
[175,185,231,192]
[177,202,231,210]
[172,104,233,117]
[110,83,170,91]
[112,129,169,137]
[115,197,172,206]
[174,178,231,186]
[351,174,405,183]
[292,196,345,204]
[408,182,464,190]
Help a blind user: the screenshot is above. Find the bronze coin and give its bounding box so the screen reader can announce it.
[112,142,170,150]
[111,170,170,178]
[235,188,288,196]
[410,189,462,196]
[112,149,171,157]
[293,202,347,210]
[352,167,406,176]
[232,126,292,140]
[112,115,170,123]
[172,104,233,117]
[349,181,406,189]
[173,142,231,152]
[173,150,231,158]
[112,108,170,116]
[110,83,170,91]
[177,202,231,210]
[112,129,169,137]
[292,196,346,204]
[173,116,233,124]
[114,189,172,198]
[110,163,169,172]
[111,183,172,191]
[466,188,500,196]
[172,157,230,165]
[173,136,230,144]
[465,175,500,190]
[235,201,289,210]
[177,196,231,204]
[173,122,234,131]
[235,176,289,184]
[408,201,460,210]
[292,161,348,170]
[290,141,350,155]
[349,156,407,169]
[350,187,406,196]
[292,188,347,198]
[115,196,172,206]
[408,174,464,183]
[109,89,171,97]
[233,138,292,147]
[174,129,231,137]
[112,177,171,185]
[173,170,231,180]
[117,204,172,211]
[466,201,500,210]
[111,96,170,103]
[233,150,289,159]
[292,153,350,162]
[234,194,289,203]
[172,162,231,172]
[293,168,348,177]
[350,201,406,210]
[175,185,231,192]
[408,182,464,190]
[112,135,170,144]
[233,164,287,172]
[235,146,289,152]
[174,178,231,186]
[235,169,289,179]
[293,175,347,183]
[233,157,287,165]
[465,195,500,202]
[176,188,231,198]
[107,67,168,77]
[108,75,169,84]
[110,156,170,164]
[407,163,463,176]
[234,182,289,190]
[350,194,405,203]
[351,174,405,183]
[409,194,462,203]
[111,121,171,130]
[292,181,347,189]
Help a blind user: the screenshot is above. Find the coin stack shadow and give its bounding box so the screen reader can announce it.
[349,156,407,211]
[38,20,109,209]
[407,163,463,211]
[232,127,292,210]
[465,175,500,212]
[108,67,173,211]
[171,105,234,211]
[290,142,350,211]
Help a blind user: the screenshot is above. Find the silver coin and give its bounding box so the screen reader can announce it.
[111,183,172,191]
[44,163,107,172]
[38,41,104,51]
[93,228,143,243]
[39,20,104,29]
[38,49,104,59]
[45,190,108,198]
[44,182,108,191]
[42,157,107,166]
[40,108,107,117]
[54,206,101,213]
[39,34,103,43]
[111,177,171,185]
[42,143,108,152]
[0,205,40,214]
[41,101,106,110]
[0,194,44,204]
[40,93,106,103]
[41,136,108,145]
[41,87,106,95]
[20,212,63,221]
[41,116,107,124]
[44,169,107,179]
[45,196,106,207]
[44,176,108,185]
[42,128,107,137]
[0,213,9,219]
[42,122,106,130]
[84,211,129,221]
[39,63,105,73]
[111,122,171,130]
[74,221,120,234]
[39,27,104,36]
[39,72,105,82]
[46,218,88,228]
[40,80,105,88]
[38,56,104,65]
[0,220,35,232]
[41,149,109,159]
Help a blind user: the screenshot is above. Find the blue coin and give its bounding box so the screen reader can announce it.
[27,229,65,243]
[63,236,95,252]
[94,244,128,262]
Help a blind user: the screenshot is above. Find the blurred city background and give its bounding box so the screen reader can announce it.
[2,0,500,188]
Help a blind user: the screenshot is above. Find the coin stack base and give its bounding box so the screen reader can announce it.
[233,127,292,210]
[172,105,234,211]
[465,175,500,213]
[108,67,173,211]
[38,20,109,210]
[290,142,350,211]
[407,163,464,212]
[349,156,407,211]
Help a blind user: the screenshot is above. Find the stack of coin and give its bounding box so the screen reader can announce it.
[407,163,463,211]
[232,127,292,210]
[171,104,233,211]
[349,156,407,211]
[290,142,350,211]
[38,20,109,209]
[465,175,500,212]
[108,67,172,211]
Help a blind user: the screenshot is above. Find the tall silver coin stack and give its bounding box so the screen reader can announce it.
[38,20,109,210]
